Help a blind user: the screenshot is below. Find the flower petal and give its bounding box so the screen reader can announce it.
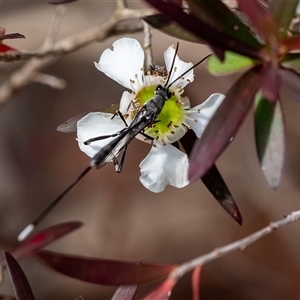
[165,126,187,144]
[77,112,125,158]
[185,93,225,138]
[119,91,134,116]
[164,46,194,90]
[139,143,189,192]
[95,38,144,91]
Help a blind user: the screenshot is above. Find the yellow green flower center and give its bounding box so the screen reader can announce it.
[134,85,184,139]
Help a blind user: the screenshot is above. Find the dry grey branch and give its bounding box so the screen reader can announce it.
[143,21,154,67]
[0,4,155,107]
[170,211,300,280]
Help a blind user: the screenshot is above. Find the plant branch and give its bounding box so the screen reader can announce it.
[143,21,153,67]
[169,211,300,280]
[0,4,155,107]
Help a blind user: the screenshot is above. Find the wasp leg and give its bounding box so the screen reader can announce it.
[115,144,128,173]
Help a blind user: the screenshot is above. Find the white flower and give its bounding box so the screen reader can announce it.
[77,38,224,193]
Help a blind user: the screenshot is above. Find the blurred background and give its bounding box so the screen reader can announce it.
[1,1,300,299]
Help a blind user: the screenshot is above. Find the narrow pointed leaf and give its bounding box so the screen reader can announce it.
[201,165,242,224]
[260,63,281,103]
[144,0,261,60]
[192,266,201,300]
[48,0,77,4]
[187,0,262,49]
[0,222,82,266]
[207,51,257,75]
[237,0,275,39]
[0,44,16,52]
[142,278,177,300]
[270,0,298,38]
[280,68,300,103]
[188,64,264,181]
[0,265,3,283]
[254,95,285,189]
[0,295,16,300]
[281,35,300,52]
[35,250,177,285]
[143,14,201,43]
[3,252,35,300]
[111,285,138,300]
[0,33,25,40]
[180,131,242,224]
[281,53,300,73]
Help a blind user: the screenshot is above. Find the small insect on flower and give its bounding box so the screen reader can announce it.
[18,38,224,241]
[78,38,225,192]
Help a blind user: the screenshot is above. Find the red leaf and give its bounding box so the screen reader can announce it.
[281,35,300,52]
[143,14,202,44]
[142,278,177,300]
[188,64,264,181]
[0,295,16,300]
[48,0,77,4]
[261,64,281,103]
[187,0,262,50]
[192,266,202,300]
[201,165,242,224]
[237,0,275,39]
[0,222,82,266]
[0,33,25,40]
[0,31,24,52]
[3,251,35,300]
[35,250,177,285]
[0,44,16,52]
[144,0,261,60]
[111,285,138,300]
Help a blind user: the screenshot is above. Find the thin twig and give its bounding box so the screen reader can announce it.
[143,21,153,67]
[116,0,127,10]
[169,211,300,280]
[32,73,66,89]
[0,5,155,107]
[42,5,66,51]
[0,7,154,62]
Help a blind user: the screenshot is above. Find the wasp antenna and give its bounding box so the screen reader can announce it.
[18,224,35,242]
[167,53,212,89]
[18,166,92,241]
[164,42,180,87]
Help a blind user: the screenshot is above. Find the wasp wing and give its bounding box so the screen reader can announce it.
[57,104,120,133]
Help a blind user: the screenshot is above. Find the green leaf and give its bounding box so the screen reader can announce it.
[143,15,202,43]
[254,95,285,189]
[270,0,298,38]
[207,51,257,75]
[187,0,262,49]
